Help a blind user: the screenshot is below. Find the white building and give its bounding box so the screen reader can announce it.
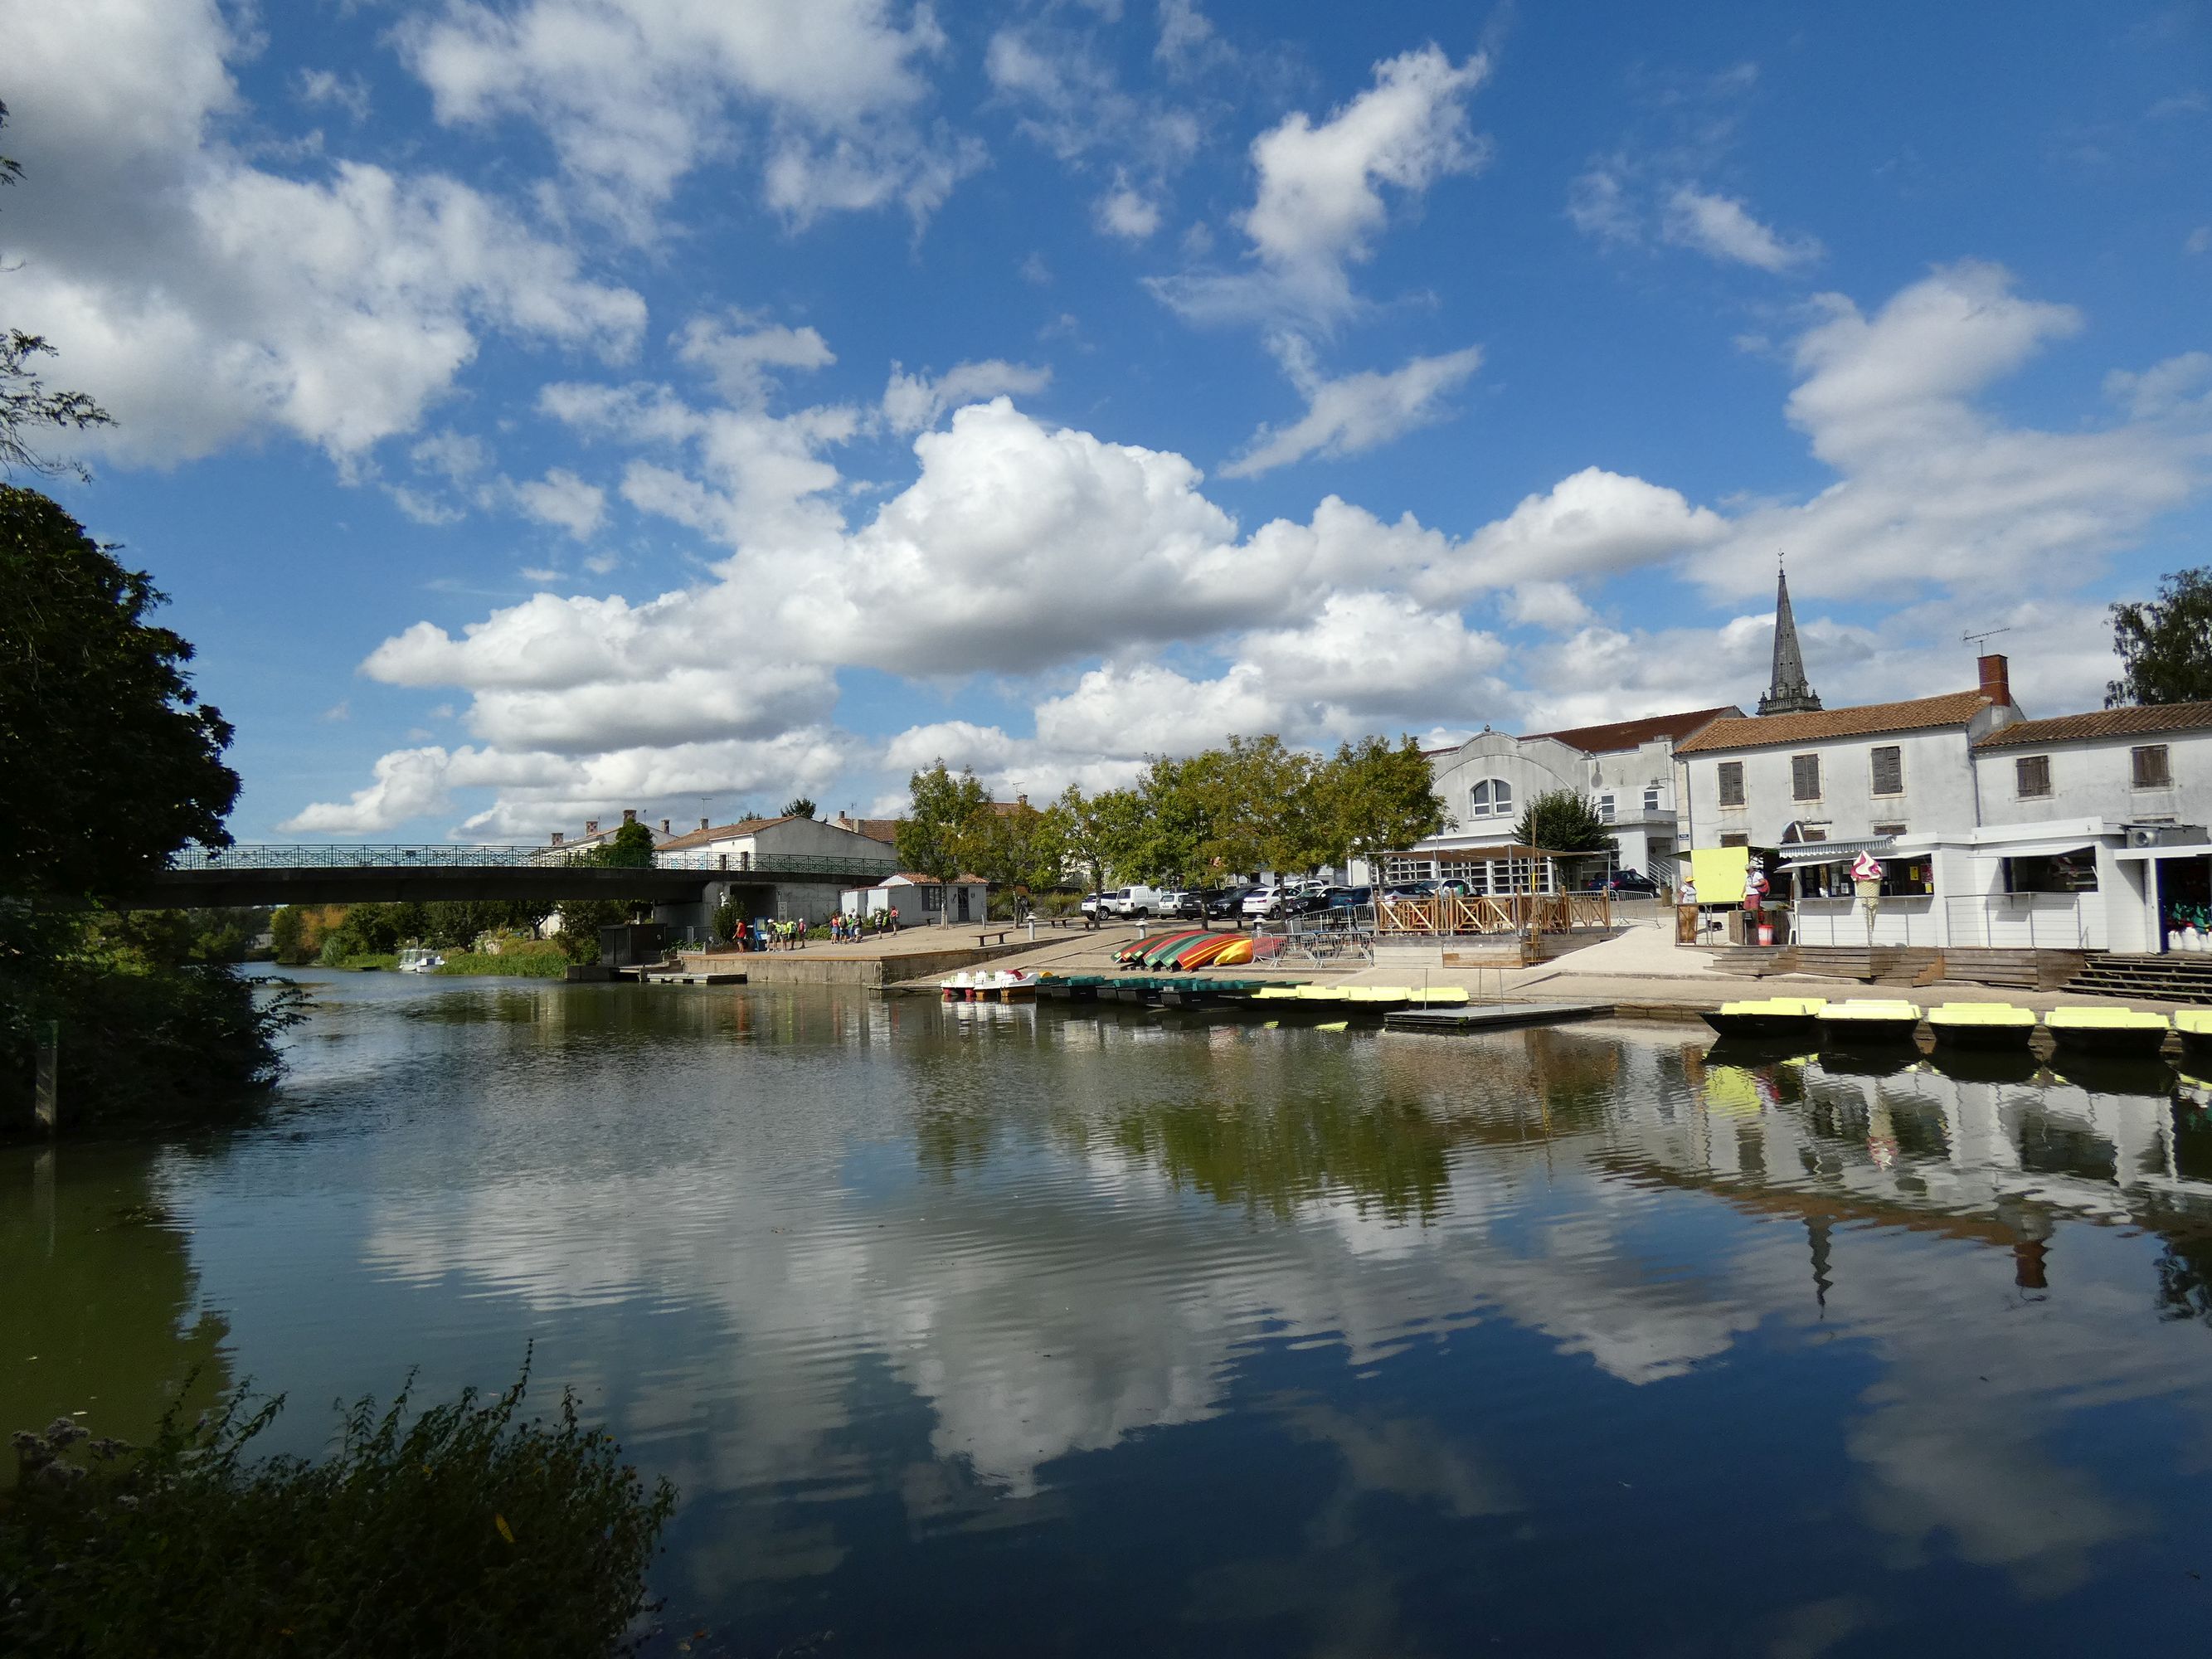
[1391,705,1738,887]
[841,873,991,927]
[1674,661,2022,852]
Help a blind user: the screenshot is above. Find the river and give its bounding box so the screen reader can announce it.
[9,971,2212,1653]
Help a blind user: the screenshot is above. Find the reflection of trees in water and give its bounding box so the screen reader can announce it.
[1112,1091,1460,1223]
[0,1143,229,1479]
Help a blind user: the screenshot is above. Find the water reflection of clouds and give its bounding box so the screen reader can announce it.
[334,999,2212,1613]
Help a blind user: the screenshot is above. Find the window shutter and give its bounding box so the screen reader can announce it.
[2016,756,2051,798]
[2133,745,2172,788]
[1870,746,1903,795]
[1717,761,1744,806]
[1791,754,1821,800]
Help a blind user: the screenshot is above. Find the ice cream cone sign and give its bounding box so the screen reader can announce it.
[1852,850,1884,920]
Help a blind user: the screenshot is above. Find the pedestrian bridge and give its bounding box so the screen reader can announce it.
[129,844,899,910]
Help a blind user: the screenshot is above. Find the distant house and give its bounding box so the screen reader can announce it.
[657,812,900,870]
[1383,704,1738,888]
[840,872,990,926]
[834,812,902,846]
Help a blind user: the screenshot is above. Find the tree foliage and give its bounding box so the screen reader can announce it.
[2108,567,2212,707]
[1513,789,1612,854]
[1053,732,1448,886]
[781,796,817,820]
[1,486,239,902]
[897,762,989,887]
[0,102,112,480]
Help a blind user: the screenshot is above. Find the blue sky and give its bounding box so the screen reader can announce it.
[10,0,2210,839]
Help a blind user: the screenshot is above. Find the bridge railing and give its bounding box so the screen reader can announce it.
[168,844,900,880]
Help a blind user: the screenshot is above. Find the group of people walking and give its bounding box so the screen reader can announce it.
[726,910,902,952]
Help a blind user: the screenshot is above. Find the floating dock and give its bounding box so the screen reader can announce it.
[1382,1002,1611,1034]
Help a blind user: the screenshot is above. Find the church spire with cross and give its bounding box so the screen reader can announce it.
[1757,557,1823,716]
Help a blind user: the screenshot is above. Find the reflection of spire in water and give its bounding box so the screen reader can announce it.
[1806,1216,1833,1312]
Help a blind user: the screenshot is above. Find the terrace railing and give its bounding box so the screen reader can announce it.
[1377,892,1612,937]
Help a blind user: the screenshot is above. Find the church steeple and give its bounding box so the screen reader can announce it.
[1757,557,1822,717]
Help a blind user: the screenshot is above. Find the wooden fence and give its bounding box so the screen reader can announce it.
[1377,892,1612,937]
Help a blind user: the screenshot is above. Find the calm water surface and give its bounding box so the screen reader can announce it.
[12,972,2212,1654]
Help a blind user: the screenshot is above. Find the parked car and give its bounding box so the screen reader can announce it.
[1381,882,1435,901]
[1101,884,1167,917]
[1081,892,1106,917]
[1205,886,1254,919]
[1241,885,1283,918]
[1582,868,1660,895]
[1325,885,1372,910]
[1283,887,1333,916]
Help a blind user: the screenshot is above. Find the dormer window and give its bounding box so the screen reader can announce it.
[1471,778,1514,818]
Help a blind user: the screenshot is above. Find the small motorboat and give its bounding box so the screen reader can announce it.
[1925,1002,2037,1050]
[397,946,445,974]
[1702,997,1826,1042]
[2045,1006,2171,1059]
[2176,1010,2212,1065]
[1816,1000,1923,1047]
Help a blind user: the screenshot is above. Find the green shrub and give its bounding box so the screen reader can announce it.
[0,961,301,1133]
[2,1360,676,1658]
[318,951,400,971]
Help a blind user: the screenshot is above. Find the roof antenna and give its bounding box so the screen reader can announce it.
[1962,626,2012,652]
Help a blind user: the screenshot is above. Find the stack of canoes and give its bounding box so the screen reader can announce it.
[941,970,1038,1003]
[1111,930,1255,970]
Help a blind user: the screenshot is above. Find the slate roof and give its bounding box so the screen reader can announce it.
[1524,705,1743,754]
[1974,702,2212,749]
[1675,689,1999,755]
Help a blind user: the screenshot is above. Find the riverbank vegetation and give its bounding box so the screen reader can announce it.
[0,484,300,1132]
[2,1360,676,1657]
[901,732,1446,896]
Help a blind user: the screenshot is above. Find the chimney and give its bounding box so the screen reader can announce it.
[700,817,711,831]
[584,820,599,835]
[660,818,670,835]
[550,830,565,847]
[1978,653,2012,708]
[1016,793,1028,809]
[622,808,638,825]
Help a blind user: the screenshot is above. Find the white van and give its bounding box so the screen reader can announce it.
[1102,885,1166,917]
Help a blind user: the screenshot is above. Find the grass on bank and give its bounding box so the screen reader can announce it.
[433,951,569,977]
[2,1356,676,1659]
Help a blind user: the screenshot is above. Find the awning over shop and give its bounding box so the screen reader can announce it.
[1777,836,1896,868]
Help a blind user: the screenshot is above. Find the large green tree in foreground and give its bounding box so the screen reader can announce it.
[0,487,241,904]
[2108,567,2212,707]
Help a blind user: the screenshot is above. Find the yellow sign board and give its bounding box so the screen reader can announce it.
[1689,845,1751,905]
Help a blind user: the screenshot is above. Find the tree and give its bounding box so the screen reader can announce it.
[0,103,112,479]
[1326,735,1449,868]
[2108,567,2212,707]
[962,799,1065,894]
[1514,790,1612,854]
[897,762,989,922]
[1047,786,1111,893]
[1,487,239,904]
[781,797,817,820]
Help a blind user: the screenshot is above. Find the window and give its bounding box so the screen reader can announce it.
[1800,856,1933,898]
[1643,785,1661,814]
[1470,778,1514,817]
[1717,761,1745,807]
[1870,745,1903,796]
[2004,848,2098,893]
[2133,745,2173,789]
[1719,833,1750,848]
[1598,793,1616,822]
[1791,754,1821,801]
[1872,822,1908,837]
[2015,755,2052,798]
[920,883,944,912]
